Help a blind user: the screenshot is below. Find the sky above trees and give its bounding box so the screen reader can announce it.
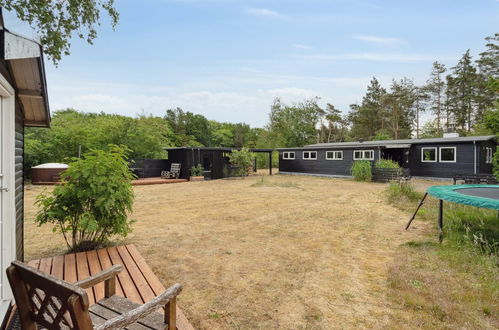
[4,0,498,127]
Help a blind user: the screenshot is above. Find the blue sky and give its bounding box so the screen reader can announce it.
[4,0,499,127]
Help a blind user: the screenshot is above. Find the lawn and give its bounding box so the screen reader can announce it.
[23,175,497,329]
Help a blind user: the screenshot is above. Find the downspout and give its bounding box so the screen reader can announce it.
[473,141,477,174]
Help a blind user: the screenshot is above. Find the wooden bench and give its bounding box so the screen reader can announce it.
[24,244,194,330]
[453,174,498,185]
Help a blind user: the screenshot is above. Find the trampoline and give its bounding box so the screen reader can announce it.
[405,184,499,241]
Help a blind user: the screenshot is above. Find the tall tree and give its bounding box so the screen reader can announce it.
[413,86,429,138]
[267,97,322,147]
[446,50,478,132]
[475,33,499,119]
[425,61,447,134]
[381,78,416,139]
[348,77,386,139]
[0,1,119,63]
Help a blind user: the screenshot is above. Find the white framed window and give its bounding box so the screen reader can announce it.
[421,147,437,162]
[485,147,493,164]
[353,150,374,160]
[283,152,295,160]
[326,151,343,160]
[439,147,456,163]
[303,151,317,160]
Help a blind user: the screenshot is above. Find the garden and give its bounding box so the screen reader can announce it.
[24,150,498,329]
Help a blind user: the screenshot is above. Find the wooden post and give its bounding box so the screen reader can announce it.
[438,199,444,243]
[269,152,272,176]
[104,277,116,298]
[165,297,176,329]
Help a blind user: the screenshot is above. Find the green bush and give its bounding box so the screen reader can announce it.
[493,149,499,181]
[375,159,400,169]
[229,148,255,177]
[351,160,372,181]
[35,145,135,252]
[190,163,204,176]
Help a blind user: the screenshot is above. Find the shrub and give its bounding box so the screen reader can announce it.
[190,163,204,176]
[351,160,372,181]
[375,159,400,169]
[35,145,135,252]
[493,149,499,181]
[229,148,254,177]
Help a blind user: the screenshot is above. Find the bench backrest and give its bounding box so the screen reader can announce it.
[170,163,181,173]
[6,261,93,330]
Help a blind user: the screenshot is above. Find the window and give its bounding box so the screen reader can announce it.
[353,150,374,160]
[283,152,295,160]
[303,151,317,160]
[485,147,493,164]
[421,147,437,162]
[439,147,456,163]
[326,151,343,160]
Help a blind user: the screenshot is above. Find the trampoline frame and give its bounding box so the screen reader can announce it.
[405,184,499,242]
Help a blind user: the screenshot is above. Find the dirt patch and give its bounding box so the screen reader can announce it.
[25,175,432,329]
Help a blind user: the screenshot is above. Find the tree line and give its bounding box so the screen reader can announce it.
[26,33,498,171]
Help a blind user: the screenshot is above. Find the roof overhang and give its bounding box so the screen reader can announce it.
[0,28,50,127]
[385,144,411,149]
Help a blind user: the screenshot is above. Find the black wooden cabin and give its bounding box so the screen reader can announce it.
[278,135,497,179]
[164,147,273,180]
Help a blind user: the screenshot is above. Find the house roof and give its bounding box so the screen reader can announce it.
[277,135,496,150]
[164,147,274,153]
[0,12,50,127]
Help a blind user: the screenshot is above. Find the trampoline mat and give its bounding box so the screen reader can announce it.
[456,187,499,200]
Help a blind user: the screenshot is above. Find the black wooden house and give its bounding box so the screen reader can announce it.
[278,135,497,179]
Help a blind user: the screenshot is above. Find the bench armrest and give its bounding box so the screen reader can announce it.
[94,283,182,330]
[75,264,123,295]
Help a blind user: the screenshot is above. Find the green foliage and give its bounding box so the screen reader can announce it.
[375,159,400,169]
[35,146,135,251]
[25,110,174,173]
[372,131,392,141]
[493,150,499,181]
[0,0,119,64]
[386,181,421,204]
[267,97,322,147]
[351,160,372,181]
[190,164,204,177]
[228,148,254,177]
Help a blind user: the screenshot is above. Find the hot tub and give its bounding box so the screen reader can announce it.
[31,163,69,185]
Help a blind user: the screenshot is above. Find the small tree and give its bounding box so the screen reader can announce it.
[493,151,499,181]
[228,148,254,176]
[35,145,135,251]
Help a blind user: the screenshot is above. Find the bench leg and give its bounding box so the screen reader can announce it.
[165,297,176,329]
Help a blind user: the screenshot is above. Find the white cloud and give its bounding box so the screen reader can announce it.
[293,44,312,50]
[353,35,406,45]
[302,53,457,63]
[245,8,283,17]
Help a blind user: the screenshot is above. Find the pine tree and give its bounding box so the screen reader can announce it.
[446,50,478,132]
[475,33,499,120]
[348,77,386,139]
[425,62,446,134]
[381,78,416,139]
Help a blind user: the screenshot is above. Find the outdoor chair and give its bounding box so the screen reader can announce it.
[161,163,181,179]
[6,260,182,330]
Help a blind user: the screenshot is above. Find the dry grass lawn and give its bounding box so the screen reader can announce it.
[25,175,453,329]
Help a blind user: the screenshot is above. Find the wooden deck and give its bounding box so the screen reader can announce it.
[132,178,188,186]
[27,244,194,330]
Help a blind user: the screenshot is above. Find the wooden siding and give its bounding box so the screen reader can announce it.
[478,140,496,174]
[409,142,475,178]
[14,107,23,261]
[279,148,380,176]
[167,149,231,180]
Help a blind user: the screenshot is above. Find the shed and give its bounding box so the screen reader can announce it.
[164,147,274,180]
[0,11,50,321]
